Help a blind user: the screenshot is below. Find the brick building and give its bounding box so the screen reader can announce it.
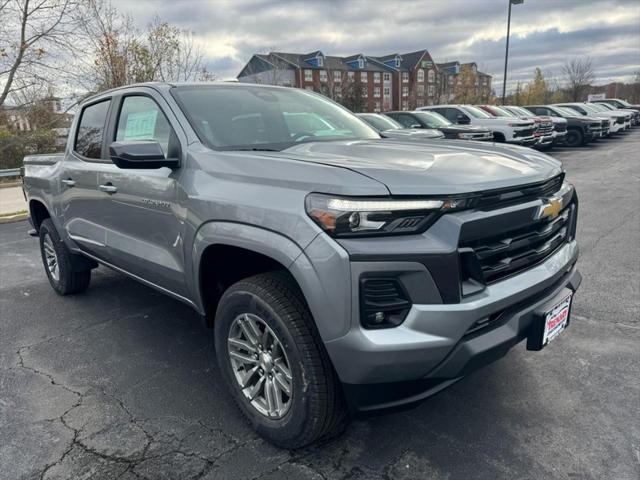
[237,49,492,112]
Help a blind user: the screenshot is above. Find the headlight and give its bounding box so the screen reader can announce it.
[305,194,469,237]
[457,132,472,139]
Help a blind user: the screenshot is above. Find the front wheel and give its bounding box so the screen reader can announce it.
[565,129,584,147]
[214,272,347,448]
[39,219,91,295]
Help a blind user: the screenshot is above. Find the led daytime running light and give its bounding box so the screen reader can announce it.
[326,198,444,212]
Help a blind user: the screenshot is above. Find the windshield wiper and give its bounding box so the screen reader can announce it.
[232,147,281,152]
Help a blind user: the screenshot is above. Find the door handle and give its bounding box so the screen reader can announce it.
[61,179,75,187]
[98,183,117,194]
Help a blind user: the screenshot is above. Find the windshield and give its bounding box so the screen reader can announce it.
[172,85,379,150]
[587,103,609,112]
[580,104,604,115]
[414,111,451,127]
[559,106,584,116]
[617,99,632,107]
[510,106,533,116]
[595,103,615,111]
[359,114,403,131]
[489,105,516,117]
[462,105,492,118]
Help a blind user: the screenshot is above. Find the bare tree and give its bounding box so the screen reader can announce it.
[561,56,595,102]
[0,0,81,107]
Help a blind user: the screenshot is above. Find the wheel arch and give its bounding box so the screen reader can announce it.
[29,198,51,231]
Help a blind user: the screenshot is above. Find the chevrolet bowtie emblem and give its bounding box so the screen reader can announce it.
[539,197,563,220]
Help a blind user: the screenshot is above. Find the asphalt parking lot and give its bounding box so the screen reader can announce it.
[1,131,639,480]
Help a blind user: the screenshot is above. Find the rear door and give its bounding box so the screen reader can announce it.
[60,98,113,258]
[96,90,188,297]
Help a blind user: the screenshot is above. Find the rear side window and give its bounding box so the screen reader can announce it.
[115,96,177,158]
[75,100,111,159]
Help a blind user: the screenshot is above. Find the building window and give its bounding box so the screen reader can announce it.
[448,76,453,84]
[395,57,401,68]
[427,69,435,83]
[362,86,368,98]
[373,72,381,83]
[374,101,381,112]
[317,55,324,67]
[417,85,425,96]
[358,58,364,69]
[402,86,409,97]
[417,69,424,82]
[304,69,312,82]
[360,71,368,82]
[333,70,342,82]
[402,72,409,83]
[417,99,425,107]
[374,86,381,98]
[347,71,355,82]
[402,100,408,110]
[319,70,328,82]
[335,85,342,98]
[428,85,435,96]
[383,72,390,82]
[383,86,390,96]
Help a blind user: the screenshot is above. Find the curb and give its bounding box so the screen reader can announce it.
[0,212,28,224]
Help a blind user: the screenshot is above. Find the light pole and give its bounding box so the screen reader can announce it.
[502,0,524,105]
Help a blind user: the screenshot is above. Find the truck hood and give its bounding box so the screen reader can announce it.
[276,139,562,195]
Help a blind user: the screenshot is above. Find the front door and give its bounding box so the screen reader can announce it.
[96,93,188,297]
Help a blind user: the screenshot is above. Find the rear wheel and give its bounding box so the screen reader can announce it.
[39,219,91,295]
[214,272,347,448]
[565,129,584,147]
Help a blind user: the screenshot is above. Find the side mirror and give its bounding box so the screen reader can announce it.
[457,114,470,125]
[109,141,179,169]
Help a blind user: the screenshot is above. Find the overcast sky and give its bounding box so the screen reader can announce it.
[114,0,640,94]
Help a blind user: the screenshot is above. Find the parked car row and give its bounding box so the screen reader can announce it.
[357,99,637,151]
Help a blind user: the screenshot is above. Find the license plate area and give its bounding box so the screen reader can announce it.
[527,291,573,351]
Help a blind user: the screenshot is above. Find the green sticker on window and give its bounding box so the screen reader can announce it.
[123,110,158,141]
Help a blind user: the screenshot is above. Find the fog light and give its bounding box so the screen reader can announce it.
[373,311,385,324]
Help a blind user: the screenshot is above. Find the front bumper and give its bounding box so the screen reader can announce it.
[327,240,580,413]
[508,135,537,146]
[535,134,554,147]
[553,131,567,145]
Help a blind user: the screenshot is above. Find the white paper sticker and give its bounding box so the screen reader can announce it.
[123,110,158,141]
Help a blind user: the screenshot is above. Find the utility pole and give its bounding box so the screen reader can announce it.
[502,0,524,105]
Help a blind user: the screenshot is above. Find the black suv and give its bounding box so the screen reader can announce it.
[385,110,493,141]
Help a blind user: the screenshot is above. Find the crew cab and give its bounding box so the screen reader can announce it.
[419,104,537,146]
[22,82,581,448]
[356,113,445,141]
[478,105,554,150]
[587,102,635,128]
[524,105,598,147]
[383,110,493,141]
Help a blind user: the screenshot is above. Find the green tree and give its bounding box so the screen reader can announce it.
[522,68,548,105]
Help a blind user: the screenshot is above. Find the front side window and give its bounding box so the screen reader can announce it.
[75,99,111,159]
[172,85,379,151]
[115,96,177,158]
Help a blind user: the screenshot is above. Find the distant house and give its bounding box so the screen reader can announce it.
[238,49,493,111]
[0,96,73,132]
[437,61,493,102]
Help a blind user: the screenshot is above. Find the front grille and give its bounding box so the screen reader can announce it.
[459,201,575,284]
[474,174,564,209]
[514,127,535,138]
[538,123,554,135]
[616,117,625,124]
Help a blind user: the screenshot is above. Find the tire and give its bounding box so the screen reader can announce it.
[214,271,347,448]
[565,129,584,147]
[39,219,91,295]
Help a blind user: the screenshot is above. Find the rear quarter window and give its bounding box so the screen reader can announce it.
[75,100,111,159]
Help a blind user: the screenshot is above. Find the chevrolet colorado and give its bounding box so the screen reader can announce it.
[22,82,581,448]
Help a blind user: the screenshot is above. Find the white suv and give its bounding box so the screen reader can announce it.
[420,105,537,146]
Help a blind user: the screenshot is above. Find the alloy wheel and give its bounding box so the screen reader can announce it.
[227,313,293,419]
[43,233,59,281]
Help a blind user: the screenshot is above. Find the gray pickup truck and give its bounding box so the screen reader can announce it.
[23,82,581,448]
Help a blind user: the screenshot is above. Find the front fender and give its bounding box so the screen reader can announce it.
[190,221,308,313]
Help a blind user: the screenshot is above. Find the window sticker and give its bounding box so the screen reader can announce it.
[123,110,158,141]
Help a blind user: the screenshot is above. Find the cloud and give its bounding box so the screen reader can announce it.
[112,0,640,92]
